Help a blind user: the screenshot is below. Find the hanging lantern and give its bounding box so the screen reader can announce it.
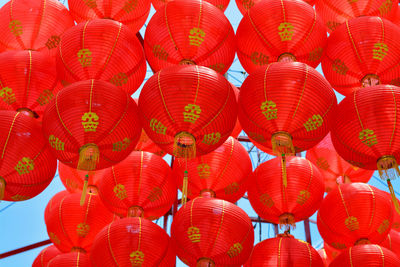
[47,252,91,267]
[384,192,400,232]
[321,16,400,96]
[306,133,374,192]
[45,191,115,253]
[0,0,74,56]
[0,111,57,201]
[245,234,324,266]
[247,156,324,227]
[329,244,400,267]
[324,242,340,263]
[151,0,230,11]
[0,50,62,119]
[56,19,146,95]
[317,183,393,250]
[315,0,398,32]
[171,196,254,266]
[91,217,172,266]
[67,0,151,34]
[381,230,400,258]
[235,0,315,16]
[32,245,62,267]
[238,62,336,156]
[173,136,252,203]
[330,85,400,215]
[58,162,105,193]
[236,0,326,74]
[317,249,330,267]
[230,82,243,138]
[144,0,236,74]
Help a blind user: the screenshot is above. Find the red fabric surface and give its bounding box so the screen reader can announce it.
[317,248,330,267]
[58,162,105,193]
[235,0,315,15]
[134,129,166,157]
[32,245,62,267]
[380,230,400,258]
[48,252,91,267]
[151,0,230,11]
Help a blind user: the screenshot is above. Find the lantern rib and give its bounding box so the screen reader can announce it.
[291,64,308,119]
[106,222,120,267]
[345,21,362,64]
[208,201,225,254]
[157,70,175,123]
[389,86,397,149]
[97,22,123,75]
[1,112,19,159]
[30,0,47,49]
[23,51,33,107]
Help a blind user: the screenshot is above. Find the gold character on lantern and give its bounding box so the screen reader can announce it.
[377,219,390,234]
[49,232,60,245]
[260,193,274,208]
[278,22,294,41]
[197,163,211,179]
[189,27,205,47]
[153,45,169,61]
[326,21,341,32]
[150,118,167,135]
[251,51,269,66]
[123,0,138,13]
[15,157,34,175]
[110,73,128,86]
[209,63,225,73]
[113,138,131,152]
[83,0,97,8]
[242,0,255,10]
[45,35,61,50]
[183,104,201,123]
[11,195,29,201]
[37,89,54,106]
[76,222,90,237]
[82,112,99,132]
[345,216,359,231]
[187,226,201,243]
[114,184,128,200]
[77,48,93,67]
[224,182,240,195]
[260,100,278,120]
[379,0,393,16]
[296,190,310,205]
[129,250,145,266]
[332,59,349,75]
[0,87,16,105]
[303,114,323,132]
[147,187,162,202]
[359,129,378,147]
[49,135,65,151]
[9,20,23,36]
[372,43,388,61]
[309,47,323,62]
[316,157,329,170]
[202,132,221,145]
[227,243,243,258]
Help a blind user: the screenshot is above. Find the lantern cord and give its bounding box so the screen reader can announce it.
[281,154,287,188]
[182,170,189,206]
[80,174,89,206]
[0,178,4,201]
[387,179,400,215]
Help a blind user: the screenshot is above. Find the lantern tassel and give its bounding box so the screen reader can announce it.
[173,132,196,159]
[77,144,100,171]
[281,155,287,188]
[388,179,400,215]
[182,170,189,205]
[80,174,89,206]
[377,156,400,215]
[272,132,295,156]
[0,177,5,201]
[279,213,296,229]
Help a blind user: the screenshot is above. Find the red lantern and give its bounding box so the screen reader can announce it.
[235,0,315,15]
[329,244,400,267]
[0,0,74,56]
[317,249,330,267]
[151,0,230,11]
[245,234,324,266]
[56,19,146,95]
[173,136,252,202]
[321,17,400,96]
[317,183,393,250]
[236,0,326,74]
[47,252,91,267]
[315,0,398,32]
[91,217,172,266]
[387,193,400,232]
[230,82,243,138]
[306,133,374,192]
[324,242,340,262]
[32,245,62,267]
[67,0,151,34]
[58,162,105,193]
[45,191,116,253]
[381,230,400,258]
[171,197,254,266]
[248,156,324,226]
[0,50,61,119]
[144,0,236,74]
[97,151,176,219]
[0,111,57,201]
[238,62,336,155]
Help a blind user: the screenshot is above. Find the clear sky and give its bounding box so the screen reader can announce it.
[0,0,399,266]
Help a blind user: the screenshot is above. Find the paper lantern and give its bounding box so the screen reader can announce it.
[56,19,146,95]
[0,111,57,201]
[32,245,62,267]
[235,0,315,15]
[321,16,400,96]
[306,133,374,192]
[47,252,91,267]
[45,191,115,253]
[68,0,151,33]
[173,136,252,203]
[151,0,230,11]
[58,162,105,193]
[91,217,172,266]
[230,82,242,138]
[238,62,336,155]
[329,244,400,267]
[324,242,340,263]
[0,50,61,119]
[381,230,400,258]
[317,249,330,267]
[144,0,236,74]
[171,197,254,266]
[0,0,74,56]
[317,183,393,250]
[236,0,326,74]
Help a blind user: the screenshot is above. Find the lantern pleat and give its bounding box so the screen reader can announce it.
[58,162,105,193]
[317,183,393,250]
[47,252,91,267]
[97,151,176,219]
[151,0,230,12]
[32,245,62,267]
[381,230,400,258]
[236,0,327,73]
[134,130,166,157]
[0,0,74,56]
[0,111,57,201]
[91,217,172,266]
[238,62,337,154]
[235,0,315,16]
[56,19,146,95]
[321,17,400,96]
[144,0,236,74]
[171,197,254,266]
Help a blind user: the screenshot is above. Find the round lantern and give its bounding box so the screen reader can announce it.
[329,244,400,267]
[238,62,337,155]
[57,19,146,95]
[58,162,105,193]
[0,50,61,119]
[236,0,327,74]
[0,0,74,56]
[45,191,115,253]
[151,0,230,11]
[248,156,324,226]
[91,217,172,266]
[317,183,393,250]
[230,82,243,138]
[47,252,91,267]
[173,136,252,203]
[97,151,176,219]
[235,0,315,15]
[315,0,398,32]
[0,111,57,201]
[324,242,340,263]
[32,245,62,267]
[330,85,400,213]
[144,0,236,74]
[68,0,151,34]
[245,234,324,266]
[321,16,400,96]
[381,230,400,257]
[171,196,254,266]
[306,133,374,192]
[387,193,400,232]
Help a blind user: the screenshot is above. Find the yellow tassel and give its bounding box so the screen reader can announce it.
[281,155,287,188]
[279,213,296,229]
[77,143,100,171]
[377,156,400,215]
[182,170,189,205]
[387,179,400,215]
[271,132,295,156]
[80,174,89,206]
[0,177,5,201]
[173,132,196,159]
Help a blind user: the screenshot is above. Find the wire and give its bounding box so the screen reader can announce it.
[0,202,16,213]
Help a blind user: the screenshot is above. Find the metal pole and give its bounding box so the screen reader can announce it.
[0,239,51,259]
